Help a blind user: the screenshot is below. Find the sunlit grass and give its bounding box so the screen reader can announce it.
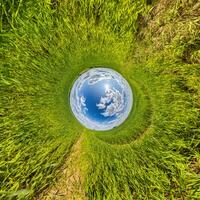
[1,0,199,199]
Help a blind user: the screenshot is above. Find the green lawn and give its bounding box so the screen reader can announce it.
[0,0,199,199]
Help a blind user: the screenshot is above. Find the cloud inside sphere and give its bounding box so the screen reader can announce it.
[70,68,133,131]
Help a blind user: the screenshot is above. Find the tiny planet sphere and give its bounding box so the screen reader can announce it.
[70,68,133,131]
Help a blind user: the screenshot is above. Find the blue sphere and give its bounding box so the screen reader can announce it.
[70,68,133,131]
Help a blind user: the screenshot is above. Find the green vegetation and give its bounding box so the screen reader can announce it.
[1,0,199,199]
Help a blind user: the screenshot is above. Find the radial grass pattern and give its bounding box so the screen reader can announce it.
[0,0,199,199]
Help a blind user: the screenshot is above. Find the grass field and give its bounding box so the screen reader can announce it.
[1,0,200,199]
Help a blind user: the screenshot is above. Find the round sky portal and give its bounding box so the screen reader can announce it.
[70,68,133,131]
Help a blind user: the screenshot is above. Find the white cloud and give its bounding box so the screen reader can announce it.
[96,87,125,117]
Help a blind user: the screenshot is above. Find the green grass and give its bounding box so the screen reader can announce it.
[1,0,200,199]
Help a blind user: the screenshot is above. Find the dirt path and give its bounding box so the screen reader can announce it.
[38,134,86,200]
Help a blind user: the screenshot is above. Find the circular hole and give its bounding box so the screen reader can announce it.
[70,67,133,131]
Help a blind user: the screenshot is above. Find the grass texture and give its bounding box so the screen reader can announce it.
[0,0,200,199]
